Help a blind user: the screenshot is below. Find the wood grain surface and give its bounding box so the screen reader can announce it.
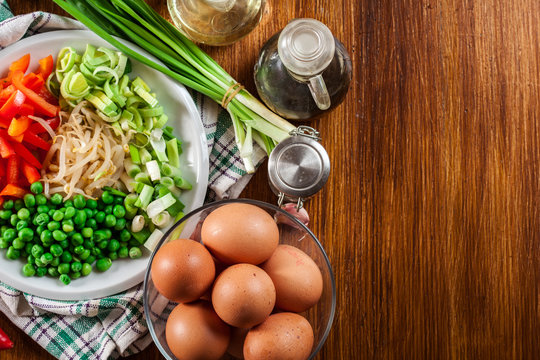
[1,0,539,359]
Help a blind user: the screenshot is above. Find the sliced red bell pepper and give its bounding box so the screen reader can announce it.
[11,71,57,117]
[0,89,25,120]
[10,134,23,143]
[0,158,5,178]
[0,184,26,198]
[6,155,19,184]
[22,73,44,91]
[9,54,30,74]
[22,160,41,184]
[0,197,4,209]
[0,85,15,103]
[0,132,15,158]
[29,116,59,134]
[8,115,31,137]
[10,141,41,169]
[23,130,51,151]
[38,55,54,79]
[18,103,34,116]
[36,85,59,106]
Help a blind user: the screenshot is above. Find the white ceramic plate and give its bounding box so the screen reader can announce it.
[0,30,209,300]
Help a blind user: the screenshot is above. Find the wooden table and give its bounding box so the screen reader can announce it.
[2,0,540,359]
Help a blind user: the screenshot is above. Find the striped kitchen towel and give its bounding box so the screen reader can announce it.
[0,1,265,359]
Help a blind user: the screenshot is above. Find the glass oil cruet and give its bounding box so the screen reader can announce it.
[254,18,352,120]
[167,0,266,46]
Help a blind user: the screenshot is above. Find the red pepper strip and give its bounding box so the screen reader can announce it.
[11,71,57,117]
[0,158,5,177]
[23,130,51,151]
[10,141,41,169]
[38,55,54,79]
[6,155,19,184]
[9,54,30,74]
[0,89,25,120]
[0,132,15,158]
[29,116,59,134]
[8,115,31,137]
[10,134,23,143]
[22,73,45,91]
[22,160,41,184]
[36,86,59,106]
[18,103,34,116]
[0,184,26,198]
[0,197,4,208]
[0,85,15,102]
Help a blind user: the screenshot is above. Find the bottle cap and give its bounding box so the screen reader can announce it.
[268,126,330,208]
[278,18,335,77]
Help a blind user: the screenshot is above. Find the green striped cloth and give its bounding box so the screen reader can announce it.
[0,1,265,359]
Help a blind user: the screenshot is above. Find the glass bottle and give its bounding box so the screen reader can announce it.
[254,18,352,120]
[167,0,266,46]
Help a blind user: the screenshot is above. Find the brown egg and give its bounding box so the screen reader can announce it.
[151,239,215,303]
[243,312,314,360]
[261,245,323,312]
[201,203,279,265]
[166,301,230,360]
[226,327,250,359]
[212,264,276,328]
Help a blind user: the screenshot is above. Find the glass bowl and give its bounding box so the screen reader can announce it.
[143,198,336,359]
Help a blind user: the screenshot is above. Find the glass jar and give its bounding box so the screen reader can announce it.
[254,18,352,120]
[167,0,266,46]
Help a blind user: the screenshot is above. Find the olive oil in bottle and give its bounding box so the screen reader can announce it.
[167,0,266,46]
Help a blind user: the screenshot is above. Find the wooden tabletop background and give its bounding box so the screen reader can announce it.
[2,0,540,359]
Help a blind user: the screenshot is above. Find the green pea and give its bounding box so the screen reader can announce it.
[52,230,67,241]
[62,219,74,233]
[118,246,129,258]
[36,205,49,214]
[61,252,73,263]
[107,239,120,253]
[22,263,36,277]
[59,274,71,285]
[81,263,92,276]
[64,200,73,208]
[27,254,35,264]
[9,214,18,226]
[58,263,70,275]
[104,214,116,228]
[86,199,98,209]
[40,252,53,264]
[83,208,92,219]
[40,229,52,243]
[114,218,126,231]
[12,238,25,250]
[6,246,20,260]
[0,238,10,249]
[18,228,33,242]
[95,211,106,224]
[50,193,63,206]
[36,224,45,236]
[83,239,94,249]
[17,208,30,221]
[50,244,63,257]
[81,227,93,238]
[98,240,108,250]
[129,247,142,259]
[50,256,60,267]
[69,233,82,247]
[23,194,36,208]
[109,251,118,260]
[3,228,16,241]
[91,247,101,257]
[30,182,43,195]
[34,257,45,268]
[74,245,85,255]
[35,213,50,226]
[71,261,82,273]
[3,200,14,210]
[14,199,24,211]
[48,267,59,277]
[63,207,76,219]
[79,249,91,261]
[70,271,81,280]
[47,221,60,231]
[52,210,64,222]
[0,210,12,220]
[86,255,96,265]
[112,205,126,218]
[35,194,47,206]
[74,210,87,227]
[101,191,114,204]
[16,220,29,231]
[119,229,131,242]
[86,218,97,230]
[31,244,44,258]
[96,257,112,272]
[73,194,86,209]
